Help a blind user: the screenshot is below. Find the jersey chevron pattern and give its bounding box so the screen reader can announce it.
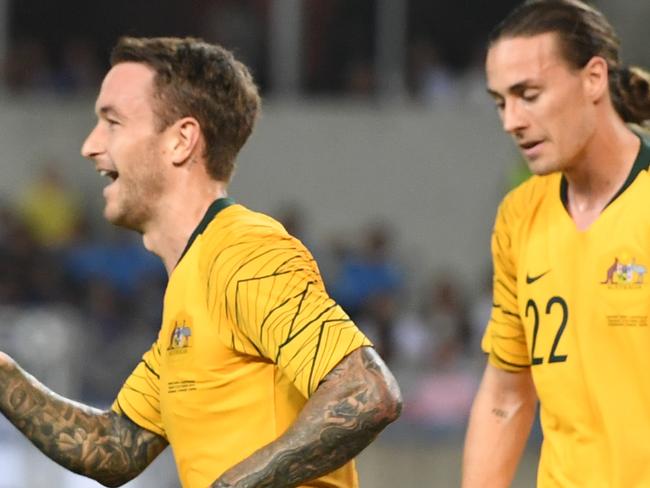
[112,199,370,488]
[482,134,650,487]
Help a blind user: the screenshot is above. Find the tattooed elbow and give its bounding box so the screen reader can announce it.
[377,377,403,426]
[358,347,402,428]
[95,474,135,488]
[390,385,404,422]
[98,481,124,488]
[91,463,140,487]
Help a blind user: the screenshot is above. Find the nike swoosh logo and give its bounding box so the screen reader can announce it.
[526,270,550,284]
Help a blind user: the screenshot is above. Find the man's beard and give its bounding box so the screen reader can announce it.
[106,168,165,233]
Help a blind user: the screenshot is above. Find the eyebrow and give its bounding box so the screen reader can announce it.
[97,105,120,118]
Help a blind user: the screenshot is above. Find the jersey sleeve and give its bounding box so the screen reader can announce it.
[482,198,531,372]
[111,341,166,438]
[214,233,372,398]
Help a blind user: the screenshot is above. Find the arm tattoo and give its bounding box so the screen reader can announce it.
[211,346,402,488]
[0,358,167,487]
[492,408,508,419]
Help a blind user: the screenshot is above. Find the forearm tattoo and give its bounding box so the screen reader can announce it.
[0,360,167,486]
[212,347,402,488]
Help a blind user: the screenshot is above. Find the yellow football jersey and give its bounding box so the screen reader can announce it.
[112,199,371,488]
[483,134,650,487]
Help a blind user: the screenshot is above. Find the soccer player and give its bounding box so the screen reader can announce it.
[462,1,650,486]
[0,37,401,487]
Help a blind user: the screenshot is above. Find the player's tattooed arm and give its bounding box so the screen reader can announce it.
[0,353,167,487]
[210,346,402,488]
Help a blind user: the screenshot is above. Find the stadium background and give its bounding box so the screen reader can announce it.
[0,1,646,486]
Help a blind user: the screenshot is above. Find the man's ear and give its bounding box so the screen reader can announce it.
[582,55,610,103]
[168,117,201,166]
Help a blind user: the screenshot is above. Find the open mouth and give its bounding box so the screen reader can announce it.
[520,140,542,150]
[98,169,119,183]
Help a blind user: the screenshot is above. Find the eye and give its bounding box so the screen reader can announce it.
[490,95,505,111]
[492,99,505,113]
[105,118,120,130]
[522,89,540,103]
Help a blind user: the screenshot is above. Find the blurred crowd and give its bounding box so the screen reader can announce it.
[2,0,519,103]
[0,0,527,433]
[0,165,166,405]
[276,203,493,431]
[0,164,494,430]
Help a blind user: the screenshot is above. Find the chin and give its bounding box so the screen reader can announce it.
[103,206,120,225]
[527,159,560,176]
[104,205,141,232]
[103,200,121,222]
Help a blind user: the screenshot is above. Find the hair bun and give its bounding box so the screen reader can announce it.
[618,66,650,125]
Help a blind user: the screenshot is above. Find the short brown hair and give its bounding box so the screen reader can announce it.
[111,37,261,181]
[489,0,650,126]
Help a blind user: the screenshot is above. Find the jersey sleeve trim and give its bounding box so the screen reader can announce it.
[112,395,167,438]
[489,349,530,371]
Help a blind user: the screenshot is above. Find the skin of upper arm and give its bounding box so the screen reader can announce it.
[469,362,537,428]
[480,362,536,412]
[462,363,537,488]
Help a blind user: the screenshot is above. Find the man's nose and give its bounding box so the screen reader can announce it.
[501,100,528,134]
[80,124,104,159]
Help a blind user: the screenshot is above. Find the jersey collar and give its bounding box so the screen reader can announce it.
[560,132,650,209]
[178,197,235,264]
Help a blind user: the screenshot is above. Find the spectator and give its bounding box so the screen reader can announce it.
[330,222,404,319]
[16,163,82,248]
[52,38,102,95]
[407,39,455,106]
[422,273,469,367]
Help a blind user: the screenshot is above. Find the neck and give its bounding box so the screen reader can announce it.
[564,116,640,229]
[141,181,228,274]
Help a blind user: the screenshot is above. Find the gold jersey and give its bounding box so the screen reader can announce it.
[112,199,371,488]
[483,135,650,487]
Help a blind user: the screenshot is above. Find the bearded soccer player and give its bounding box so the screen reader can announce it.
[462,1,650,487]
[0,37,402,488]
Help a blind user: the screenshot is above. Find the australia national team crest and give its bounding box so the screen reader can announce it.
[168,313,193,355]
[601,254,647,288]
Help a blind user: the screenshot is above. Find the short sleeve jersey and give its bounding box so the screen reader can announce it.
[482,134,650,487]
[112,199,371,488]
